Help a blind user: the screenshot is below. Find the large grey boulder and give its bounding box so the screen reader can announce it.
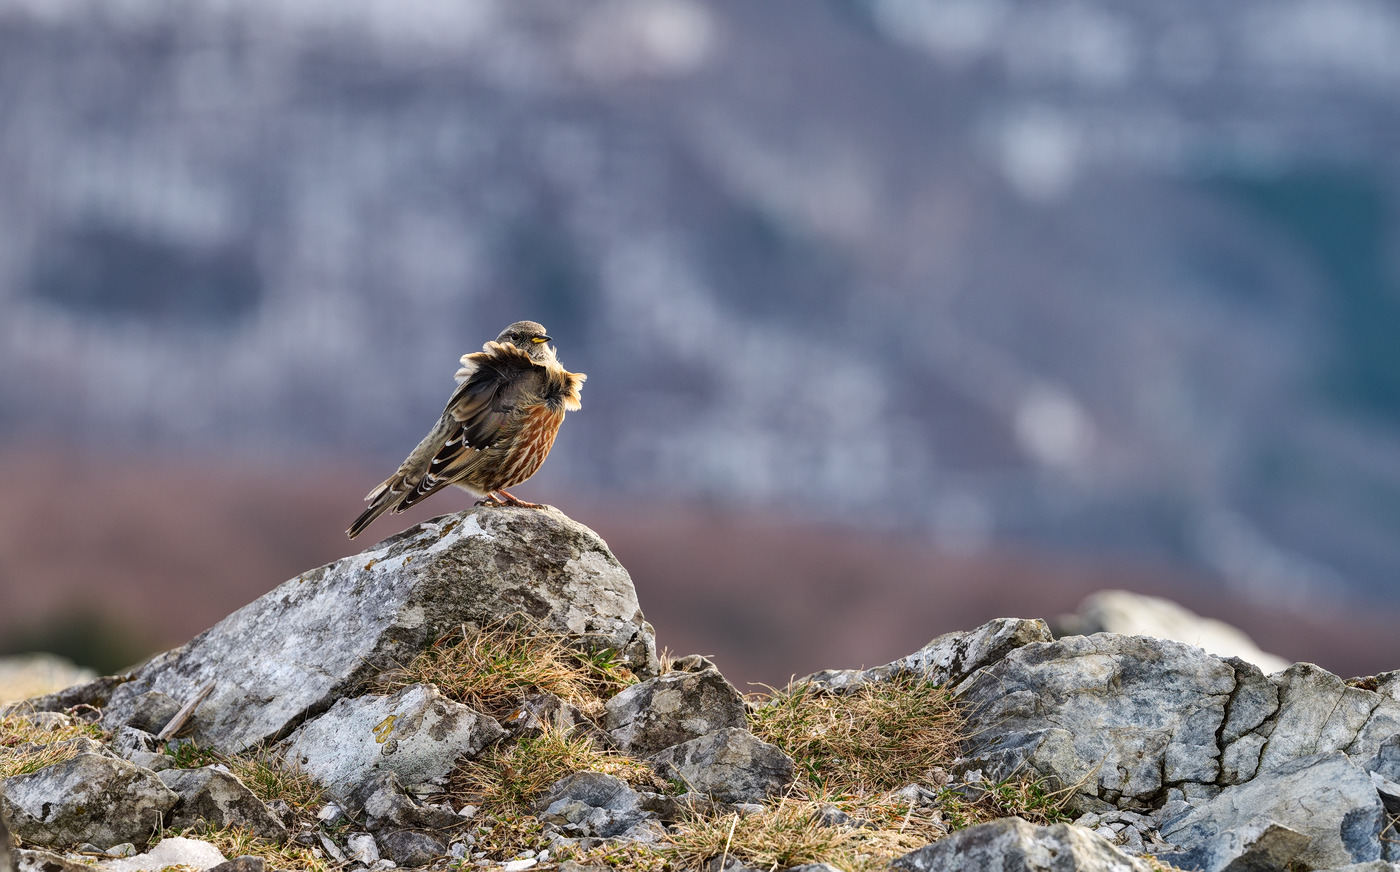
[1,754,178,849]
[604,669,746,756]
[99,508,658,752]
[954,634,1248,808]
[276,683,504,797]
[647,728,795,803]
[890,817,1154,872]
[1159,751,1386,871]
[798,618,1052,693]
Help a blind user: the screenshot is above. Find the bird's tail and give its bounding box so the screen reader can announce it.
[347,476,407,539]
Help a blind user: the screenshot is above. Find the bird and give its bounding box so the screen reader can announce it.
[347,320,586,539]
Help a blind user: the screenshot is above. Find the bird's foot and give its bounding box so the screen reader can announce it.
[494,489,545,509]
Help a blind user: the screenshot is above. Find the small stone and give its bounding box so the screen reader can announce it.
[376,830,448,867]
[158,766,289,843]
[319,834,347,863]
[121,692,182,735]
[317,803,346,824]
[104,844,137,858]
[206,858,267,872]
[346,833,381,865]
[501,859,538,871]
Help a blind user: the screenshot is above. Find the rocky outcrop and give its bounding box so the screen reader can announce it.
[9,505,1400,872]
[98,507,657,752]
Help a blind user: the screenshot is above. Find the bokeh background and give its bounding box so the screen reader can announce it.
[4,0,1400,687]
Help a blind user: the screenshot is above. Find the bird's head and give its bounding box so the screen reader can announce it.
[496,320,555,362]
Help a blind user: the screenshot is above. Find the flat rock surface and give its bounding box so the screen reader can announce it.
[99,508,657,752]
[604,669,746,756]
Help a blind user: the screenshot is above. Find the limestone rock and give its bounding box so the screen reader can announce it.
[535,772,654,839]
[1257,663,1400,774]
[890,817,1154,872]
[376,829,447,867]
[96,837,227,872]
[347,770,460,833]
[1,754,178,849]
[100,508,657,753]
[204,859,266,872]
[15,848,91,872]
[157,767,289,843]
[1154,819,1310,872]
[119,692,181,735]
[955,634,1238,807]
[604,669,745,756]
[1159,751,1385,870]
[648,728,794,803]
[1054,591,1289,674]
[799,618,1052,692]
[277,683,503,797]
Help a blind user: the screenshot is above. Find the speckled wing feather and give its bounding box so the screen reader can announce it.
[346,342,542,538]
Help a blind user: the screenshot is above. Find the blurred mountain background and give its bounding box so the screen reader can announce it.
[3,0,1400,686]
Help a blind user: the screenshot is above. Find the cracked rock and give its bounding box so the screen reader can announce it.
[604,669,746,756]
[1257,664,1400,774]
[1159,751,1385,870]
[954,634,1239,808]
[0,754,178,849]
[347,770,461,833]
[798,618,1052,693]
[648,727,794,803]
[276,683,504,798]
[157,766,289,843]
[534,772,655,839]
[99,508,658,753]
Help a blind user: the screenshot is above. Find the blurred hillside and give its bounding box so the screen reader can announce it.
[2,0,1400,625]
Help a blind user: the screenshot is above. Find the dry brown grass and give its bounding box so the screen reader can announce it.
[377,617,637,721]
[749,673,962,795]
[0,711,106,778]
[451,724,661,816]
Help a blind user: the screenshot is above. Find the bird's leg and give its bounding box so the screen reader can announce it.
[495,488,545,509]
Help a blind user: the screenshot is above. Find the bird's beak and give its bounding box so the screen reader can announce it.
[532,335,551,344]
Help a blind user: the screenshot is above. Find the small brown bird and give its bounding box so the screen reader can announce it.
[347,320,586,539]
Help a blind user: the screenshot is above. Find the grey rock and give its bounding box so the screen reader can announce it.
[535,772,654,839]
[157,766,289,843]
[799,618,1052,692]
[890,817,1154,872]
[1154,819,1311,872]
[1367,734,1400,783]
[604,669,745,756]
[1258,663,1400,774]
[100,508,658,753]
[3,675,130,717]
[955,634,1237,807]
[348,770,461,833]
[1054,590,1290,674]
[647,727,794,803]
[346,833,380,865]
[375,829,448,867]
[0,808,10,872]
[277,683,503,797]
[1159,751,1384,870]
[205,859,266,872]
[120,692,182,735]
[1316,864,1400,872]
[14,848,91,872]
[1371,771,1400,816]
[1,754,178,849]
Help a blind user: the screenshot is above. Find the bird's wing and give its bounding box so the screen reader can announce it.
[404,342,541,501]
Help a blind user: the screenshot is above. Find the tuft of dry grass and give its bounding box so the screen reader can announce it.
[377,617,637,721]
[451,724,660,816]
[222,747,326,821]
[666,798,936,872]
[750,673,962,795]
[0,711,106,778]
